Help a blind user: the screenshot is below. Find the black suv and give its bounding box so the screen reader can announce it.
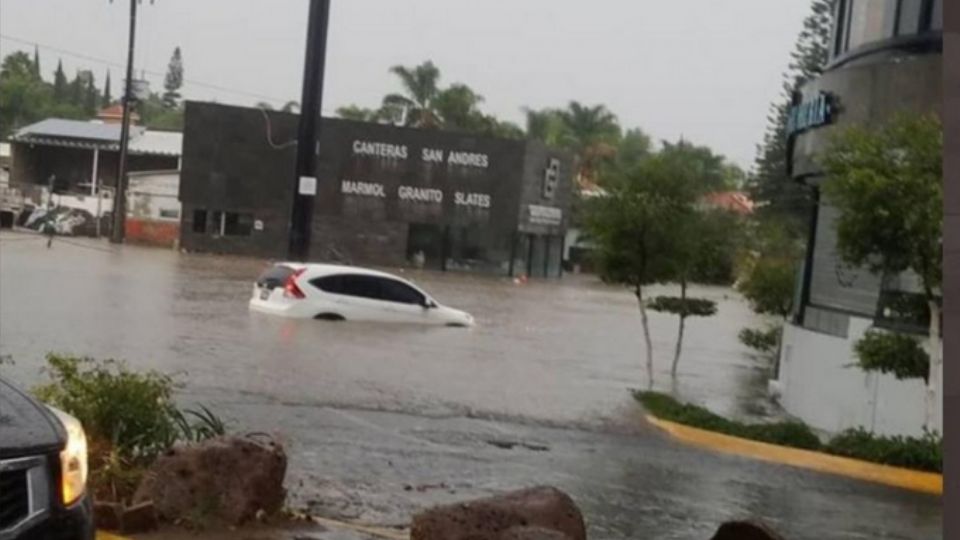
[0,377,94,540]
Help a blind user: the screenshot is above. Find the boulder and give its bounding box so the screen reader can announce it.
[711,520,785,540]
[411,486,585,540]
[120,501,158,533]
[133,435,286,525]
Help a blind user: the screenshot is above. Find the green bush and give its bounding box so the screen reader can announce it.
[33,354,227,502]
[854,330,929,382]
[738,326,780,353]
[34,354,181,461]
[635,391,821,450]
[636,391,943,472]
[826,428,942,473]
[647,296,717,317]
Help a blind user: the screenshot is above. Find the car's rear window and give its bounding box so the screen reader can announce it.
[256,265,297,289]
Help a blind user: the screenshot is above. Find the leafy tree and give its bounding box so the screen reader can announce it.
[102,70,112,107]
[138,92,183,130]
[584,151,704,386]
[32,46,41,78]
[0,52,51,136]
[748,0,834,235]
[336,104,378,121]
[382,60,441,128]
[434,83,485,131]
[53,59,68,100]
[162,46,184,109]
[523,107,571,147]
[854,331,929,382]
[558,101,621,186]
[821,113,942,428]
[613,128,652,171]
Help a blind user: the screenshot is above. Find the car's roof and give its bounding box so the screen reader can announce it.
[274,262,406,281]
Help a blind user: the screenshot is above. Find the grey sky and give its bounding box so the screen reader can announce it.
[1,0,811,168]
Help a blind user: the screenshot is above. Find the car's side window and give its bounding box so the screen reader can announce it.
[337,275,383,300]
[379,278,426,305]
[311,275,343,294]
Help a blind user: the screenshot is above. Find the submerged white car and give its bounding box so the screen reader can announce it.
[249,263,474,326]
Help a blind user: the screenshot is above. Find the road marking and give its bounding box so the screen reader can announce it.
[96,532,131,540]
[310,515,410,539]
[646,415,942,495]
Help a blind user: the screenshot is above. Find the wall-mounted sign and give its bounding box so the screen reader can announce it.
[352,140,408,159]
[422,147,489,168]
[542,158,560,200]
[398,186,443,203]
[341,179,386,197]
[786,92,834,137]
[298,176,317,196]
[253,219,264,231]
[455,191,491,209]
[527,204,562,226]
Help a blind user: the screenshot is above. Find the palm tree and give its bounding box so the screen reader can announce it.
[558,101,621,187]
[434,84,484,131]
[382,61,442,128]
[523,107,569,147]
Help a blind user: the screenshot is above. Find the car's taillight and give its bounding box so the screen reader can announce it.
[283,268,307,299]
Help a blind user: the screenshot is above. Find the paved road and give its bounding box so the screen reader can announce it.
[0,234,942,539]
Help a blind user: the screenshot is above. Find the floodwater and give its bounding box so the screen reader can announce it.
[0,232,942,539]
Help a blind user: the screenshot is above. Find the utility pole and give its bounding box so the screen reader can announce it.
[110,0,142,243]
[288,0,331,261]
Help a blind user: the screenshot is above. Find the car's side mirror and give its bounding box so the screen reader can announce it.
[423,299,437,309]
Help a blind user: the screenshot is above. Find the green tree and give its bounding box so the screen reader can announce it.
[102,70,112,107]
[0,52,51,137]
[382,60,441,128]
[523,107,570,147]
[558,101,621,186]
[584,152,700,386]
[162,46,184,109]
[748,0,834,235]
[434,83,485,131]
[32,46,41,78]
[613,128,653,171]
[336,104,379,121]
[53,59,68,100]
[821,113,942,428]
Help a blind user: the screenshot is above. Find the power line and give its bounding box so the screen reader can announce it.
[1,33,338,112]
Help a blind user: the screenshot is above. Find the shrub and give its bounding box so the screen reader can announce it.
[33,354,227,502]
[854,330,929,382]
[827,428,942,473]
[635,391,821,450]
[738,326,780,354]
[637,391,943,472]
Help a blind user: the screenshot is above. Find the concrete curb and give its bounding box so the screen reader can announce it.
[96,532,130,540]
[96,515,409,540]
[645,415,943,495]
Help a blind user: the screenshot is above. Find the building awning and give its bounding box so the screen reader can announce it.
[11,118,182,157]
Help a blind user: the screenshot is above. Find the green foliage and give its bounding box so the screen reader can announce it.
[738,326,781,354]
[32,354,226,502]
[138,93,184,131]
[163,46,184,109]
[33,354,180,460]
[637,391,943,472]
[648,296,717,317]
[854,330,930,382]
[826,428,942,473]
[635,391,821,449]
[821,114,943,294]
[737,256,797,317]
[748,0,833,233]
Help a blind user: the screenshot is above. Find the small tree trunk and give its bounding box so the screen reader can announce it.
[636,284,654,389]
[925,299,941,431]
[671,279,687,377]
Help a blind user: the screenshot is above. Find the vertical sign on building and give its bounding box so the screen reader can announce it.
[543,158,560,200]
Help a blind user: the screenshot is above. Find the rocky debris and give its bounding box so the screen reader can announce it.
[711,520,785,540]
[499,526,573,540]
[133,435,287,525]
[410,486,585,540]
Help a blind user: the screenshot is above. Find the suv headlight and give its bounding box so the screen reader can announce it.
[47,406,89,506]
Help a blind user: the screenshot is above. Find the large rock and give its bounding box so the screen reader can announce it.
[499,526,573,540]
[133,436,286,525]
[411,486,585,540]
[711,520,785,540]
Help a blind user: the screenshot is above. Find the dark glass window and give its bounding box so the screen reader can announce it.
[224,212,253,236]
[897,0,923,35]
[930,0,942,30]
[211,211,223,235]
[312,275,343,294]
[192,209,207,233]
[337,275,383,300]
[379,279,425,305]
[846,0,893,50]
[258,265,297,290]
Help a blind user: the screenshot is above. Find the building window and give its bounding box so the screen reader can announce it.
[159,208,180,220]
[223,212,253,236]
[930,0,942,30]
[833,0,939,58]
[192,209,207,233]
[896,0,923,35]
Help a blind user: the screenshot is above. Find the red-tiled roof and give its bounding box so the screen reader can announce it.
[704,191,755,215]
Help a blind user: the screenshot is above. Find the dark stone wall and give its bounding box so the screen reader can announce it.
[178,102,297,258]
[516,139,574,237]
[178,102,573,273]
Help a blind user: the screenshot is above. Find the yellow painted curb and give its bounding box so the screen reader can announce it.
[96,532,131,540]
[310,515,409,539]
[646,415,942,495]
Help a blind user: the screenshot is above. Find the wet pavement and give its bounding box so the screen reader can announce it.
[0,233,943,539]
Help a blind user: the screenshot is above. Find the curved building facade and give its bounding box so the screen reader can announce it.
[775,0,943,436]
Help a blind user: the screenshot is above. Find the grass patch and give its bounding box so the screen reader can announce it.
[635,391,942,473]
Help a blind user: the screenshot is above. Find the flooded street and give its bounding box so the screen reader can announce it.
[0,233,942,539]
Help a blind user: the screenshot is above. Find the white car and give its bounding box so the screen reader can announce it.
[249,263,474,326]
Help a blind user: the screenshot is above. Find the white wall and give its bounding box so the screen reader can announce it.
[777,317,942,437]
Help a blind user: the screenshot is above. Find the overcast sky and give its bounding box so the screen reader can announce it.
[1,0,812,168]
